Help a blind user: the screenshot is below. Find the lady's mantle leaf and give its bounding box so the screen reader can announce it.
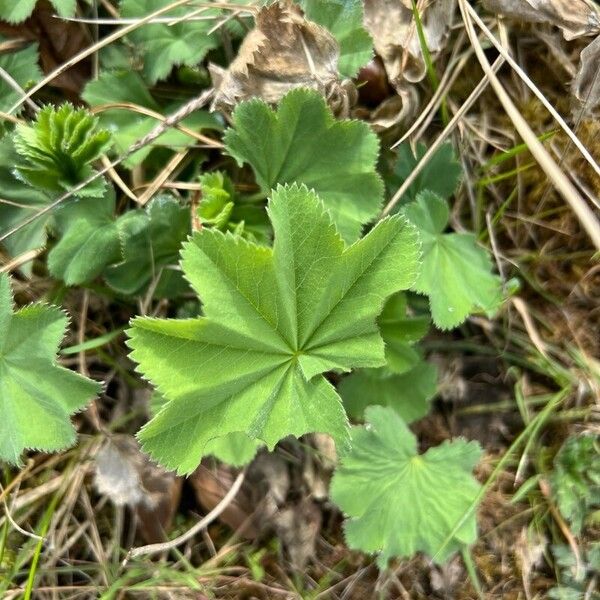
[128,184,420,474]
[0,274,100,465]
[0,37,42,113]
[331,406,482,567]
[120,0,219,84]
[403,191,503,329]
[301,0,373,78]
[224,88,384,243]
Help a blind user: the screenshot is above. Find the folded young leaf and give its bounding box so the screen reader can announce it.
[14,104,112,199]
[224,88,384,243]
[0,274,100,465]
[331,405,482,567]
[403,191,503,329]
[128,184,420,474]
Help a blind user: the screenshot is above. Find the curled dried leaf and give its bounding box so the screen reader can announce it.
[482,0,600,40]
[363,0,456,90]
[572,35,600,116]
[212,0,346,111]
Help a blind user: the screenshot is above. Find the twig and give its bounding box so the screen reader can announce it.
[458,0,600,251]
[124,468,245,563]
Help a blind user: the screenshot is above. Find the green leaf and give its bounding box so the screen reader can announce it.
[47,190,122,285]
[0,37,42,113]
[0,0,37,23]
[377,291,431,372]
[0,0,76,23]
[14,104,112,198]
[82,70,221,168]
[550,434,600,534]
[0,136,50,271]
[224,88,384,243]
[104,196,191,297]
[198,171,271,243]
[120,0,220,84]
[0,274,100,465]
[403,191,503,329]
[149,391,261,467]
[128,184,420,474]
[340,361,437,423]
[331,405,482,567]
[301,0,373,78]
[389,142,462,204]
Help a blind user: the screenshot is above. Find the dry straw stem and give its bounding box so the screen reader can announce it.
[0,89,214,245]
[383,55,506,216]
[458,0,600,251]
[7,0,195,115]
[125,469,246,561]
[465,2,600,179]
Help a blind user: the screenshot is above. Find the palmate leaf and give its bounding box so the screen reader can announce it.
[224,88,384,243]
[0,274,100,465]
[120,0,220,84]
[0,37,42,113]
[128,184,420,474]
[340,361,437,423]
[104,196,191,297]
[388,142,463,204]
[331,406,482,567]
[301,0,373,78]
[403,191,503,329]
[0,0,76,23]
[48,189,122,286]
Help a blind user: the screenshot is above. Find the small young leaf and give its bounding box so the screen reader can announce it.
[389,142,462,204]
[301,0,373,78]
[331,405,482,567]
[0,274,100,465]
[340,361,437,423]
[105,196,191,297]
[120,0,220,84]
[224,88,384,243]
[403,191,503,329]
[0,37,42,113]
[128,184,420,474]
[14,104,112,198]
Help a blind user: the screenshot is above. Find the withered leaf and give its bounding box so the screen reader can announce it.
[363,0,456,90]
[572,35,600,115]
[482,0,600,40]
[94,435,182,544]
[211,0,341,110]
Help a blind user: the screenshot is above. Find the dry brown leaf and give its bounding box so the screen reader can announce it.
[94,435,182,544]
[363,0,456,90]
[482,0,600,40]
[572,35,600,115]
[211,0,342,111]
